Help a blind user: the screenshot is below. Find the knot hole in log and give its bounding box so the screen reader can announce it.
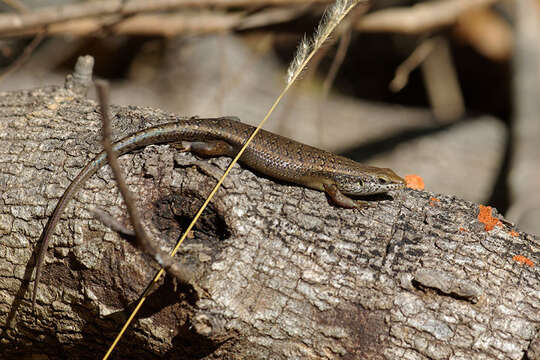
[167,187,232,244]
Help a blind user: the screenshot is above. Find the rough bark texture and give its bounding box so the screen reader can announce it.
[0,60,539,360]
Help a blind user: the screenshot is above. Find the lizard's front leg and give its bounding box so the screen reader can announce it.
[323,183,368,209]
[172,140,236,187]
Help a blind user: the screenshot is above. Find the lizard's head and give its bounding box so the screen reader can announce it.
[337,167,406,196]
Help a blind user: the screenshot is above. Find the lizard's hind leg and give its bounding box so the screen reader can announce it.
[172,140,234,157]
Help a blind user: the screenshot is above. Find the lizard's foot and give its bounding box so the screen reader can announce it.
[323,183,358,209]
[355,200,375,215]
[171,141,191,152]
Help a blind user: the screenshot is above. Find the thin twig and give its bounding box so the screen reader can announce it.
[236,3,311,30]
[96,81,196,282]
[420,36,464,122]
[323,27,352,95]
[96,80,151,249]
[390,38,435,92]
[90,208,135,237]
[317,25,352,146]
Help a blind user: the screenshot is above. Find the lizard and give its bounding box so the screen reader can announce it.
[32,116,405,311]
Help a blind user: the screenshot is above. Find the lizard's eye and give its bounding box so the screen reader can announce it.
[378,177,388,185]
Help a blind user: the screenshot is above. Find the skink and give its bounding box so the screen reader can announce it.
[33,116,405,310]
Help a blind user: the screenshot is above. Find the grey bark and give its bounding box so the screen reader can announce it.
[0,58,538,360]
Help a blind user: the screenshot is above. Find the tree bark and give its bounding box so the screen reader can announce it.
[0,57,538,360]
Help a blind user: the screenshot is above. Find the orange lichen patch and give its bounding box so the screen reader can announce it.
[513,255,534,267]
[509,230,519,237]
[478,205,502,231]
[405,174,424,190]
[429,197,440,206]
[459,227,468,232]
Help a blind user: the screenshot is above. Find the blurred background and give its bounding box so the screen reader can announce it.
[0,0,538,235]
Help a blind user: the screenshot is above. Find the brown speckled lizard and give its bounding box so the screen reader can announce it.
[32,116,405,310]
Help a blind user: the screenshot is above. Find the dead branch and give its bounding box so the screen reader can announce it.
[0,0,330,35]
[1,10,314,37]
[356,0,497,34]
[0,0,501,38]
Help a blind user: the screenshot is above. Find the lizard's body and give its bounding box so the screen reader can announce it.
[33,116,405,309]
